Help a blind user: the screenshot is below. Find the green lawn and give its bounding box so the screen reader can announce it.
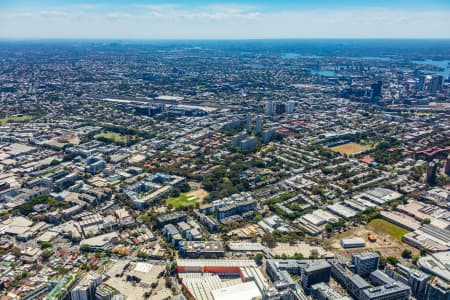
[94,131,125,143]
[166,193,200,209]
[368,218,410,242]
[0,115,34,125]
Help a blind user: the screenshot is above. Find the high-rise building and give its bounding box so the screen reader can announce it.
[418,75,444,94]
[245,113,252,133]
[240,137,257,151]
[287,101,295,114]
[428,75,443,94]
[444,155,450,175]
[232,132,247,147]
[95,284,115,300]
[262,128,275,144]
[352,252,379,277]
[427,279,449,300]
[255,116,263,135]
[301,261,331,291]
[396,264,429,299]
[426,161,437,185]
[274,102,286,114]
[371,81,382,99]
[71,271,102,300]
[265,100,274,115]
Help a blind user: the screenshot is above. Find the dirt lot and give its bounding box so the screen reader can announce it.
[329,142,371,155]
[186,188,209,201]
[325,222,418,261]
[272,242,335,258]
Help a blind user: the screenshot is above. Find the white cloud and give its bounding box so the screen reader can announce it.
[0,6,449,38]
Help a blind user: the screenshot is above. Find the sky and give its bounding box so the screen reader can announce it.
[1,0,450,39]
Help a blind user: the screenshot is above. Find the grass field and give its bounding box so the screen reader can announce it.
[330,142,371,155]
[94,131,125,143]
[0,115,34,125]
[368,218,410,242]
[166,189,208,209]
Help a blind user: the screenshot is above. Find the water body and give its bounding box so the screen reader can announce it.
[412,59,450,77]
[282,53,322,59]
[311,70,337,76]
[354,56,393,61]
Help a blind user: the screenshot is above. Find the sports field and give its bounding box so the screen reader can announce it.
[330,142,371,155]
[166,189,208,209]
[0,115,34,125]
[94,131,125,143]
[368,218,410,242]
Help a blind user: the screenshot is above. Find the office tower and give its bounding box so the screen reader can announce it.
[95,285,115,300]
[418,75,444,94]
[274,102,286,114]
[385,264,430,299]
[301,261,331,291]
[407,269,429,299]
[444,155,450,175]
[262,128,275,144]
[246,113,252,133]
[71,272,102,300]
[240,137,257,151]
[428,75,443,94]
[426,161,437,185]
[255,116,263,134]
[265,100,274,115]
[232,132,247,147]
[287,101,295,114]
[427,280,449,300]
[351,252,379,277]
[418,75,427,91]
[371,81,382,99]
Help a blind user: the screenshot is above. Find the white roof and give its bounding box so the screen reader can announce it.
[211,281,261,300]
[135,262,153,273]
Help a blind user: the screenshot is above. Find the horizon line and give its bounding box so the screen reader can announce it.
[2,37,450,41]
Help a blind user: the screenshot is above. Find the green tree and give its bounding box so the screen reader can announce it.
[421,218,431,225]
[386,256,399,265]
[401,249,412,259]
[420,248,428,256]
[253,253,263,265]
[80,244,90,253]
[40,241,53,250]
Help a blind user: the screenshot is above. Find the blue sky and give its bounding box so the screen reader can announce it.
[1,0,450,39]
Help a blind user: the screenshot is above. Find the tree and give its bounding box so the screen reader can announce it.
[310,249,319,259]
[253,253,263,265]
[169,188,180,198]
[421,218,431,225]
[179,182,191,193]
[412,256,420,265]
[261,233,277,248]
[80,244,90,253]
[40,241,53,250]
[401,249,412,259]
[386,256,399,265]
[325,224,333,233]
[137,251,148,259]
[420,248,428,256]
[378,255,387,269]
[41,249,53,260]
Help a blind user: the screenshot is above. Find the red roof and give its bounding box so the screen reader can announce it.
[361,156,374,164]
